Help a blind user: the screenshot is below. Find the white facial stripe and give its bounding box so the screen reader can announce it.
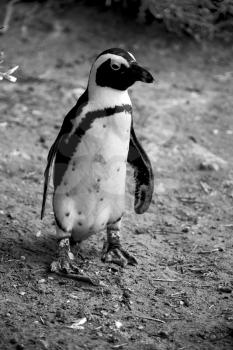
[128,51,136,61]
[93,53,130,71]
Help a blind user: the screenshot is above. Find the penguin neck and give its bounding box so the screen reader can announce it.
[88,84,132,110]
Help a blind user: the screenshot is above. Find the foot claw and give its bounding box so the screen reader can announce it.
[50,257,80,274]
[102,241,137,267]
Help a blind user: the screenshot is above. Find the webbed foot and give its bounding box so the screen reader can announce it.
[101,221,137,267]
[50,238,81,274]
[102,241,137,267]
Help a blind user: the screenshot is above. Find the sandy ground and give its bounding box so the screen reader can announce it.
[0,2,233,349]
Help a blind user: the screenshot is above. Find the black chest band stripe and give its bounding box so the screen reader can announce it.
[77,104,132,136]
[54,104,132,188]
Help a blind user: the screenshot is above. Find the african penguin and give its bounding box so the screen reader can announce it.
[41,48,154,272]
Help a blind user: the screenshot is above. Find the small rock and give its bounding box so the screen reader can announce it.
[32,110,42,116]
[158,331,169,339]
[0,122,8,128]
[68,317,87,330]
[115,320,123,329]
[39,135,46,144]
[38,279,46,284]
[199,161,220,171]
[101,310,108,316]
[155,287,165,295]
[10,149,31,160]
[38,340,49,350]
[36,230,42,237]
[191,143,227,171]
[69,293,79,299]
[19,291,26,296]
[218,285,232,293]
[16,345,25,350]
[135,228,144,235]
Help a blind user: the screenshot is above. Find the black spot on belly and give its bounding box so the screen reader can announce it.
[65,212,70,217]
[100,198,103,201]
[66,192,69,197]
[117,168,120,172]
[78,222,82,226]
[103,125,106,128]
[78,211,82,215]
[97,178,101,182]
[93,182,100,192]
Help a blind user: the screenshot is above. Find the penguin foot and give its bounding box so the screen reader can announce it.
[101,240,137,267]
[102,222,137,267]
[50,238,81,274]
[50,256,80,274]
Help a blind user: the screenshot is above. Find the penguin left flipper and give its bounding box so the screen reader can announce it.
[40,107,76,220]
[127,124,154,214]
[41,91,88,220]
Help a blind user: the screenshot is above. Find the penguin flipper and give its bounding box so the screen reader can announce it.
[127,124,154,214]
[40,136,60,220]
[41,90,88,220]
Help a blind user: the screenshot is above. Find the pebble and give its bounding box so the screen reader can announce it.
[218,285,232,293]
[19,291,26,296]
[38,279,46,284]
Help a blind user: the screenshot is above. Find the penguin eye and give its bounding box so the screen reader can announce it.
[111,62,121,71]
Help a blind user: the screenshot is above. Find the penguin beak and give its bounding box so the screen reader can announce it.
[130,62,154,83]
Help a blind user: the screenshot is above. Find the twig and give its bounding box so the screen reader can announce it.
[0,65,19,82]
[171,291,185,297]
[134,314,165,324]
[153,278,177,282]
[223,224,233,228]
[0,0,20,34]
[191,244,198,253]
[152,229,182,235]
[200,181,211,194]
[197,248,223,254]
[112,344,128,349]
[52,271,100,286]
[177,196,203,204]
[39,316,45,325]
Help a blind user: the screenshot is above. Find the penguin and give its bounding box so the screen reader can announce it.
[41,48,154,272]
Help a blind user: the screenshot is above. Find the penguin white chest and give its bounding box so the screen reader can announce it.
[54,110,132,241]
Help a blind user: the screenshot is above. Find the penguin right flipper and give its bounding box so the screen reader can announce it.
[41,90,88,220]
[127,124,154,214]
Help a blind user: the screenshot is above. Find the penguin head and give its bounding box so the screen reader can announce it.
[88,48,154,95]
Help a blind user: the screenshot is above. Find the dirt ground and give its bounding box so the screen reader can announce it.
[1,2,233,349]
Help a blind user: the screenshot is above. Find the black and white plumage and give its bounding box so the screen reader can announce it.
[41,48,154,271]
